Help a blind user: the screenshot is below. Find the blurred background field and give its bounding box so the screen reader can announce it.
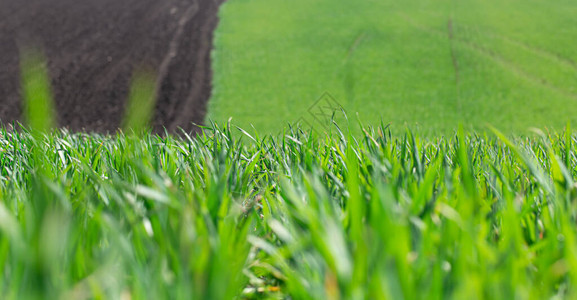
[209,0,577,136]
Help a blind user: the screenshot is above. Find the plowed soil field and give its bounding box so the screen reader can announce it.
[0,0,224,134]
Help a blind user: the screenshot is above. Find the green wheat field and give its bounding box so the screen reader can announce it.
[3,0,577,299]
[3,121,577,299]
[209,0,577,136]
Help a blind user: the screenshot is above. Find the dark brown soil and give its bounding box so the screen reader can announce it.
[0,0,224,134]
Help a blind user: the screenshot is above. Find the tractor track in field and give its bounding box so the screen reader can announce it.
[459,25,577,74]
[399,13,577,101]
[0,0,225,134]
[447,17,462,114]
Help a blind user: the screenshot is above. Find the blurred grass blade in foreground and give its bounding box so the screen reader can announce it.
[122,68,156,134]
[20,48,55,133]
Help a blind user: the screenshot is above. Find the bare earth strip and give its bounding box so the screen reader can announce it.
[0,0,224,134]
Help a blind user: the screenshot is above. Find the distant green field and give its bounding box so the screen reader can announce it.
[209,0,577,135]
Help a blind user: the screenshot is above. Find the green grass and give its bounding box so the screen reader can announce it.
[209,0,577,135]
[3,121,577,298]
[5,2,577,298]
